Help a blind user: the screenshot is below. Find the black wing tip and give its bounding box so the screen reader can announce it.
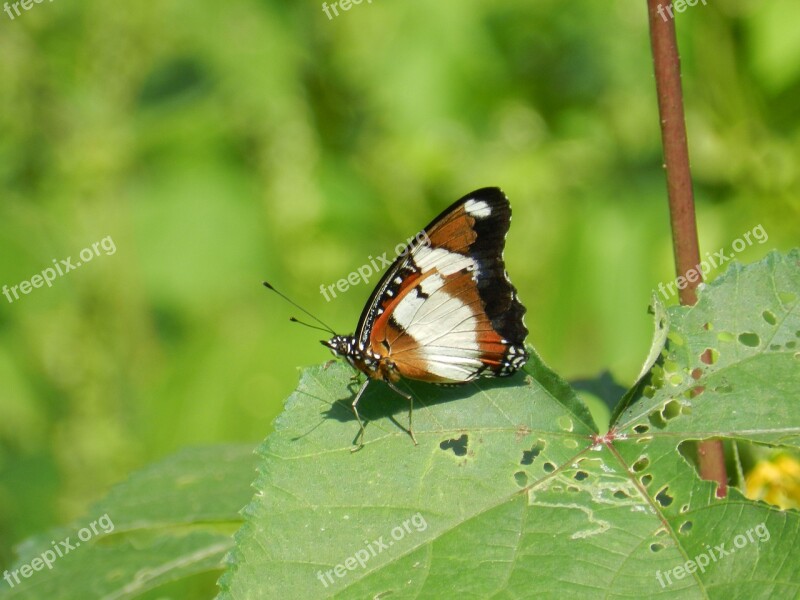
[461,187,512,225]
[459,186,509,205]
[463,187,525,344]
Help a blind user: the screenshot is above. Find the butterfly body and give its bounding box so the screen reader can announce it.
[322,187,529,450]
[323,335,398,382]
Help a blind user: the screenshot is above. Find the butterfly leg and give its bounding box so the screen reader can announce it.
[386,381,418,446]
[349,378,371,452]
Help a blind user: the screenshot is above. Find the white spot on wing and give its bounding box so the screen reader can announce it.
[391,288,426,330]
[422,359,481,381]
[396,285,482,382]
[464,199,492,218]
[419,273,445,296]
[412,246,475,276]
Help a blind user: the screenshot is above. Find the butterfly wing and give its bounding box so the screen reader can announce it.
[356,187,528,383]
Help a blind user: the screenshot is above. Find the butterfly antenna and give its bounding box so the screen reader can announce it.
[289,317,335,334]
[262,281,337,335]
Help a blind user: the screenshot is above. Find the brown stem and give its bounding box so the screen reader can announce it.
[646,0,727,497]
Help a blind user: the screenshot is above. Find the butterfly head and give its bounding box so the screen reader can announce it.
[321,334,366,368]
[321,335,355,357]
[322,335,383,377]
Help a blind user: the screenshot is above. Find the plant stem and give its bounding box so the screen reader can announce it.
[646,0,728,497]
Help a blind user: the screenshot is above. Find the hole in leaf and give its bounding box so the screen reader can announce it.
[787,341,797,349]
[440,434,468,456]
[703,322,713,331]
[717,331,735,343]
[795,352,800,360]
[514,471,528,487]
[738,332,760,347]
[633,424,649,434]
[543,462,555,473]
[632,457,650,472]
[762,310,777,325]
[520,440,545,465]
[700,348,719,365]
[567,485,579,493]
[679,521,693,534]
[680,504,690,513]
[779,291,797,305]
[770,344,781,351]
[650,543,665,553]
[655,486,674,507]
[662,400,682,420]
[648,410,667,430]
[614,489,631,499]
[573,470,588,481]
[641,474,653,486]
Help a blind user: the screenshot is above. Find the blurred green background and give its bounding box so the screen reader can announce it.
[0,0,798,571]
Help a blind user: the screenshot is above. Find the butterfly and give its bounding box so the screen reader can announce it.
[321,187,529,450]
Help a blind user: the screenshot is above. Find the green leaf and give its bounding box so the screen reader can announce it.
[218,351,599,599]
[615,249,800,447]
[220,250,800,599]
[610,293,670,424]
[0,445,257,600]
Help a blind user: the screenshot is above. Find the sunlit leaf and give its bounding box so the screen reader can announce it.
[0,446,257,600]
[219,252,800,599]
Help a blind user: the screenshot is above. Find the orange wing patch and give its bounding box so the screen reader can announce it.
[373,269,509,383]
[424,205,478,253]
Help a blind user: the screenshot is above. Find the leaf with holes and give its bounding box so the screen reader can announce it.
[614,249,800,446]
[219,252,800,600]
[218,350,605,598]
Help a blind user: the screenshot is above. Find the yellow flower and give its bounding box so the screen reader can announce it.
[745,454,800,510]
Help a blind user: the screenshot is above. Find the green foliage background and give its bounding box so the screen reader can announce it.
[0,0,798,581]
